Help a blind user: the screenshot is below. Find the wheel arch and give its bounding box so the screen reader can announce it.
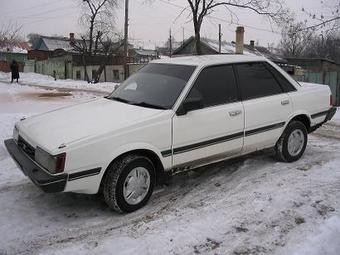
[99,146,168,194]
[287,113,311,132]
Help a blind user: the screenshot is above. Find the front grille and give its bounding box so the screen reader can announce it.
[18,136,35,160]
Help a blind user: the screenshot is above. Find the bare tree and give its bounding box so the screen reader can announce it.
[27,33,42,49]
[301,0,340,33]
[279,20,314,57]
[0,22,22,49]
[172,0,290,55]
[73,0,118,83]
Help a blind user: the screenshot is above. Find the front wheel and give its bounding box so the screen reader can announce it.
[275,121,308,162]
[103,154,155,213]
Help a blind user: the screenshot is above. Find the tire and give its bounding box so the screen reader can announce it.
[275,121,308,162]
[103,154,155,213]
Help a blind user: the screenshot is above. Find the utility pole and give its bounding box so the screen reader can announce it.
[218,24,222,54]
[169,29,172,57]
[123,0,129,80]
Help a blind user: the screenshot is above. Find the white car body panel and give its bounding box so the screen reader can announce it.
[9,55,334,194]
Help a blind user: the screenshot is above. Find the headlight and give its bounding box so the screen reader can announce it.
[13,125,19,142]
[35,147,66,174]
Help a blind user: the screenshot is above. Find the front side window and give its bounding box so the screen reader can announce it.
[107,63,196,109]
[235,62,283,100]
[186,65,238,108]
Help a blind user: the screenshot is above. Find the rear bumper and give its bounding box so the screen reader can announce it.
[4,139,67,193]
[325,107,337,122]
[310,107,337,133]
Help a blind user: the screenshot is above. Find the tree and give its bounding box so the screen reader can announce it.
[0,22,22,49]
[179,0,289,55]
[27,33,42,49]
[73,0,118,83]
[301,0,340,33]
[279,20,314,57]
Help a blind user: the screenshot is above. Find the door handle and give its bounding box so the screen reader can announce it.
[229,110,242,117]
[281,100,290,105]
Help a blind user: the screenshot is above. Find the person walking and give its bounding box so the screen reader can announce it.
[10,60,19,83]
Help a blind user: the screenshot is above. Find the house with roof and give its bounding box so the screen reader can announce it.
[172,36,287,64]
[0,42,30,72]
[25,33,158,82]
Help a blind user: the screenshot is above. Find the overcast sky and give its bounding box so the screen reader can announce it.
[0,0,329,48]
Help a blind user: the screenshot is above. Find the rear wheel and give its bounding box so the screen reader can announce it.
[275,121,308,162]
[103,154,155,213]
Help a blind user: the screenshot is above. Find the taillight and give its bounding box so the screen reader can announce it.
[330,95,334,106]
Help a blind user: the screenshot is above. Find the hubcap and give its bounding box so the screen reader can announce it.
[287,129,305,157]
[123,167,150,205]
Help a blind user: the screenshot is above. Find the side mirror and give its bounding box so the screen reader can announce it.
[176,97,203,116]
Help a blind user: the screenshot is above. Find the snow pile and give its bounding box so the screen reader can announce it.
[281,217,340,255]
[330,107,340,125]
[0,72,118,94]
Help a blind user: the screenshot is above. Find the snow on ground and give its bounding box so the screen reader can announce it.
[0,72,118,94]
[1,81,340,255]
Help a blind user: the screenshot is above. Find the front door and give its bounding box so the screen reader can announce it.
[172,65,244,168]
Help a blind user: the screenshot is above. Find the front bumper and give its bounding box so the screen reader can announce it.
[4,139,67,193]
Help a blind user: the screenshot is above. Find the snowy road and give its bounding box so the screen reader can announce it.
[1,82,340,255]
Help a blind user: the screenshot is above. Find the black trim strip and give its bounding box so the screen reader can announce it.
[173,132,244,155]
[245,122,285,137]
[161,122,286,157]
[161,149,172,157]
[311,110,329,119]
[68,167,101,181]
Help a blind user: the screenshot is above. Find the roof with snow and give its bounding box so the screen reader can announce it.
[0,41,30,54]
[35,36,74,51]
[173,36,286,63]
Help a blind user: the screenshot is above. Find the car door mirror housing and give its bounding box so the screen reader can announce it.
[176,97,203,116]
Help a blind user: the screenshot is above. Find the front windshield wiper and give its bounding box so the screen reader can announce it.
[131,101,167,110]
[109,96,131,104]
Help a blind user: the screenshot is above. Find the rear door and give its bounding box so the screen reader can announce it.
[234,62,293,153]
[172,65,244,168]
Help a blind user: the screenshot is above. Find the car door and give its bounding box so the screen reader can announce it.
[171,65,244,168]
[234,62,294,153]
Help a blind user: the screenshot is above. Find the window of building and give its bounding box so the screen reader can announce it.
[76,70,81,80]
[113,70,120,80]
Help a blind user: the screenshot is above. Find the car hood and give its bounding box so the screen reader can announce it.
[18,98,164,152]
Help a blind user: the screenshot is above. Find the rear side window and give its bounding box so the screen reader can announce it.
[186,65,238,108]
[235,62,283,100]
[264,63,297,92]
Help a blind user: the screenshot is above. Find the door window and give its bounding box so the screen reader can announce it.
[186,65,238,109]
[235,62,283,100]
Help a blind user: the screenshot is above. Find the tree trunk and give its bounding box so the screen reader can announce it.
[94,63,106,83]
[193,19,202,55]
[195,30,202,55]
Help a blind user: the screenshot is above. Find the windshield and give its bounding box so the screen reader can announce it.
[107,63,196,109]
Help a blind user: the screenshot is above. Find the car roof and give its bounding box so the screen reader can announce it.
[152,54,268,67]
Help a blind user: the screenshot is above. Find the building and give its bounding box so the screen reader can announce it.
[0,42,30,72]
[172,36,287,64]
[25,34,156,82]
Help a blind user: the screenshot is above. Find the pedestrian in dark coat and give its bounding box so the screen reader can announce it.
[10,60,19,83]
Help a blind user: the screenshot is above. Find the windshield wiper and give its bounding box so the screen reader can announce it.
[109,96,131,104]
[131,101,167,110]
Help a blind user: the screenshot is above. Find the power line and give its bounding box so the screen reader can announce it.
[157,0,281,35]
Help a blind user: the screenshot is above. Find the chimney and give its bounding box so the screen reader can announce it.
[235,26,244,54]
[69,33,75,43]
[250,40,255,48]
